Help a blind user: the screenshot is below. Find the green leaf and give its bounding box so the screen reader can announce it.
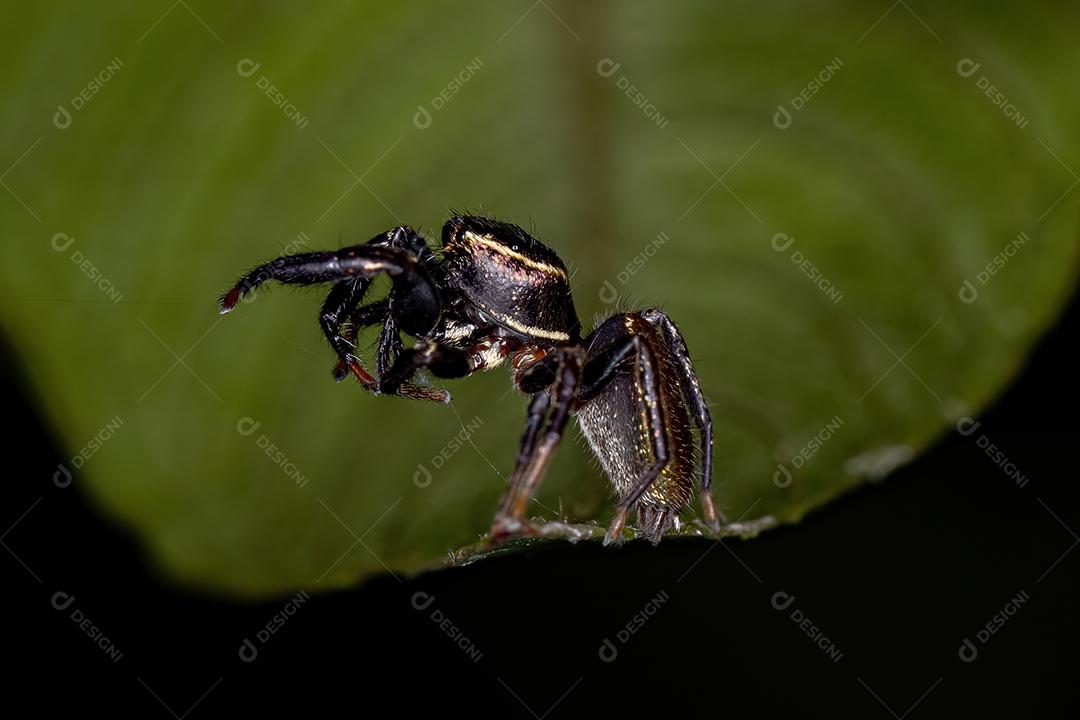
[2,1,1076,596]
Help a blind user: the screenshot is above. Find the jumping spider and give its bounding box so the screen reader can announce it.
[220,215,724,544]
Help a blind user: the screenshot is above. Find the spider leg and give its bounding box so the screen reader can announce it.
[378,340,470,387]
[328,300,406,381]
[331,298,390,381]
[578,334,672,545]
[320,278,377,387]
[372,339,474,404]
[641,308,724,530]
[219,233,441,338]
[511,391,551,486]
[487,390,549,541]
[220,229,450,400]
[330,222,430,380]
[375,312,404,378]
[378,328,526,402]
[321,294,447,402]
[490,348,582,537]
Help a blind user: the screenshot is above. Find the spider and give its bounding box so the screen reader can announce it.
[219,215,724,544]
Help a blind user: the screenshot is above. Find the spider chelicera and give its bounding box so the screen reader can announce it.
[219,215,724,544]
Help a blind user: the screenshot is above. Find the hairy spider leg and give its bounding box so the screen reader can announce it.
[376,312,405,378]
[219,240,447,400]
[641,308,724,529]
[329,225,436,381]
[377,340,471,396]
[220,245,439,331]
[331,298,390,381]
[325,295,449,403]
[491,348,583,536]
[506,391,551,504]
[375,328,522,401]
[577,333,672,545]
[488,392,550,540]
[320,277,378,386]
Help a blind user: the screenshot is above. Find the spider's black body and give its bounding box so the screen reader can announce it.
[220,215,722,543]
[440,216,582,343]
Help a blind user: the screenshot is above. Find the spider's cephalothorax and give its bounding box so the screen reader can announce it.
[220,215,723,543]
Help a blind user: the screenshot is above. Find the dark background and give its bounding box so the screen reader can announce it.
[3,2,1078,716]
[2,289,1076,717]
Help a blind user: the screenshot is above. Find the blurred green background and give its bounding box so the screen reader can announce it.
[1,1,1076,597]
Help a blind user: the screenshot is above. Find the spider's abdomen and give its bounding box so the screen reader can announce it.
[441,216,580,343]
[576,314,696,532]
